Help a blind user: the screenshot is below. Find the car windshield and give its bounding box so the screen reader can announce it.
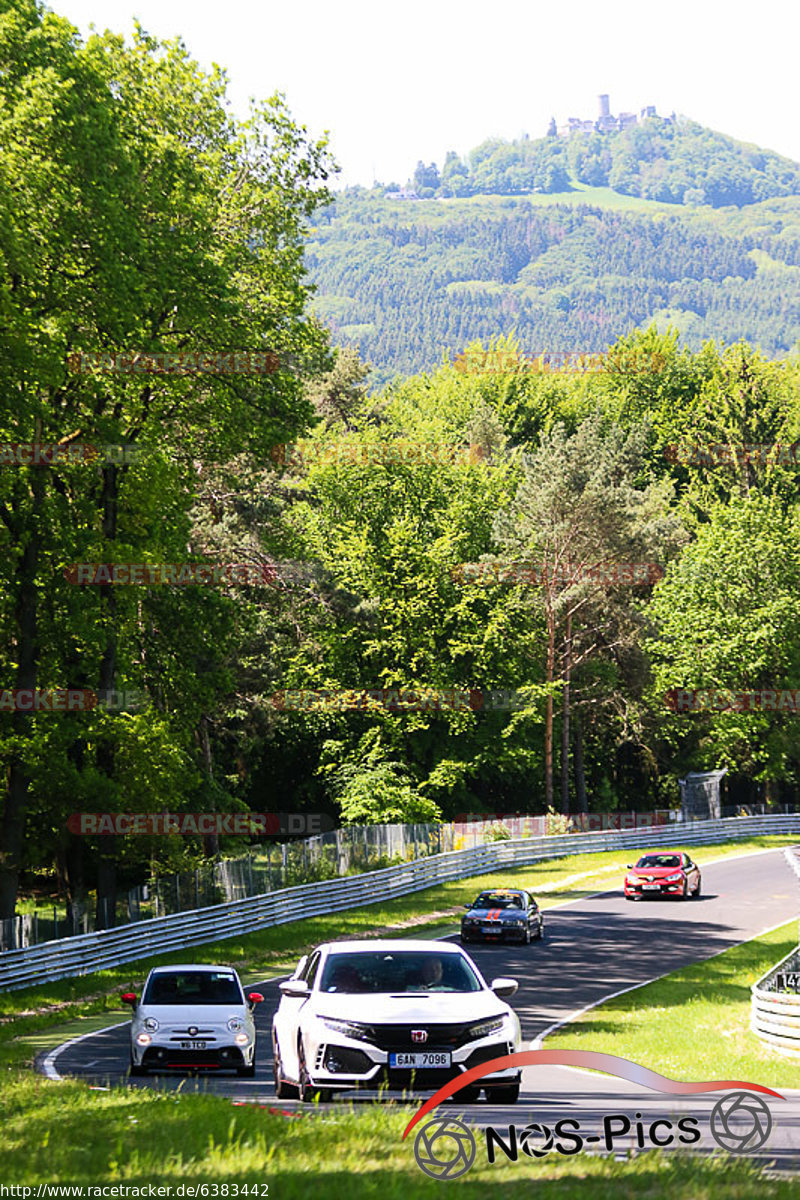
[143,971,244,1006]
[319,951,483,994]
[472,892,523,908]
[635,855,681,869]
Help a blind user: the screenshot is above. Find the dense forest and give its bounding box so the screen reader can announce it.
[4,2,800,922]
[306,125,800,385]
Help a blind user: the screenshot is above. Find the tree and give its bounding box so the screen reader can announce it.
[493,414,683,811]
[0,4,334,920]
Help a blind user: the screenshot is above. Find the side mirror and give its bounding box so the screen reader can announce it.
[626,864,633,869]
[491,977,518,998]
[279,979,310,999]
[247,991,265,1006]
[121,992,137,1007]
[464,903,472,909]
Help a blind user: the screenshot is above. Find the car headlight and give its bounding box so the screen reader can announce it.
[136,1032,152,1047]
[235,1032,249,1046]
[143,1018,159,1032]
[663,872,684,882]
[467,1016,506,1041]
[227,1017,244,1032]
[321,1017,374,1042]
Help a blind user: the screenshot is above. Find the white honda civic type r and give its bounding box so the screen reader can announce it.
[123,964,264,1077]
[272,939,522,1103]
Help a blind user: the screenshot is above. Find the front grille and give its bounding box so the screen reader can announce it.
[369,1023,475,1051]
[142,1046,244,1068]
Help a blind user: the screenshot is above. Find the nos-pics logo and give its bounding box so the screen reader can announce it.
[405,1050,781,1181]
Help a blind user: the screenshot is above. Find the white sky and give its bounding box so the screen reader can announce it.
[52,0,800,188]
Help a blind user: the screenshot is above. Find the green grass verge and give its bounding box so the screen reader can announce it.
[1,1076,796,1194]
[547,919,800,1088]
[2,835,798,1191]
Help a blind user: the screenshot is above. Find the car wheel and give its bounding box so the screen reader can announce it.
[129,1055,147,1078]
[487,1083,520,1103]
[460,934,470,945]
[681,881,689,900]
[298,1039,331,1103]
[237,1062,256,1078]
[523,925,532,945]
[536,920,544,939]
[692,879,702,899]
[272,1035,299,1099]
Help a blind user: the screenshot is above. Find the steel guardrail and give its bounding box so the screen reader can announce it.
[3,814,800,993]
[750,845,800,1057]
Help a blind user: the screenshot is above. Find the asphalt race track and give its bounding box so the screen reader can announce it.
[40,848,800,1170]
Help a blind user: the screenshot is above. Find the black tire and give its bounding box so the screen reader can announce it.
[298,1039,331,1104]
[681,881,689,900]
[692,880,702,899]
[486,1082,520,1103]
[536,920,544,940]
[237,1062,256,1078]
[129,1056,147,1078]
[272,1035,298,1099]
[523,925,532,945]
[459,934,470,945]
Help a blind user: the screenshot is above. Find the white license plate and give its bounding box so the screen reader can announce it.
[482,925,502,933]
[389,1052,451,1068]
[180,1040,207,1049]
[642,884,661,891]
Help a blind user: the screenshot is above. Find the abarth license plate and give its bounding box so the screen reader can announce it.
[389,1052,451,1068]
[180,1040,207,1049]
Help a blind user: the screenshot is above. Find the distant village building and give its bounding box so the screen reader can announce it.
[556,95,669,139]
[384,188,420,201]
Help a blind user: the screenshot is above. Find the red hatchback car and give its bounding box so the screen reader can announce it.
[624,852,702,900]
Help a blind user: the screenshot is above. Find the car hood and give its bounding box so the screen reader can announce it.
[313,991,507,1024]
[628,866,683,877]
[135,1004,247,1025]
[466,907,523,920]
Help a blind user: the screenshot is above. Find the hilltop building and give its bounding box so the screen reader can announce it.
[556,96,668,139]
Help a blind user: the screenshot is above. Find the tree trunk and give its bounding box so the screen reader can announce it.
[94,462,119,930]
[544,607,555,810]
[0,463,44,919]
[198,714,219,857]
[560,613,572,814]
[573,709,587,812]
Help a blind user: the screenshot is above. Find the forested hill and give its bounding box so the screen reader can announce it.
[402,118,800,206]
[304,121,800,385]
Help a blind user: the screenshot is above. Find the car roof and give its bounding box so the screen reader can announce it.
[637,851,686,857]
[474,887,525,894]
[148,964,240,974]
[316,939,464,954]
